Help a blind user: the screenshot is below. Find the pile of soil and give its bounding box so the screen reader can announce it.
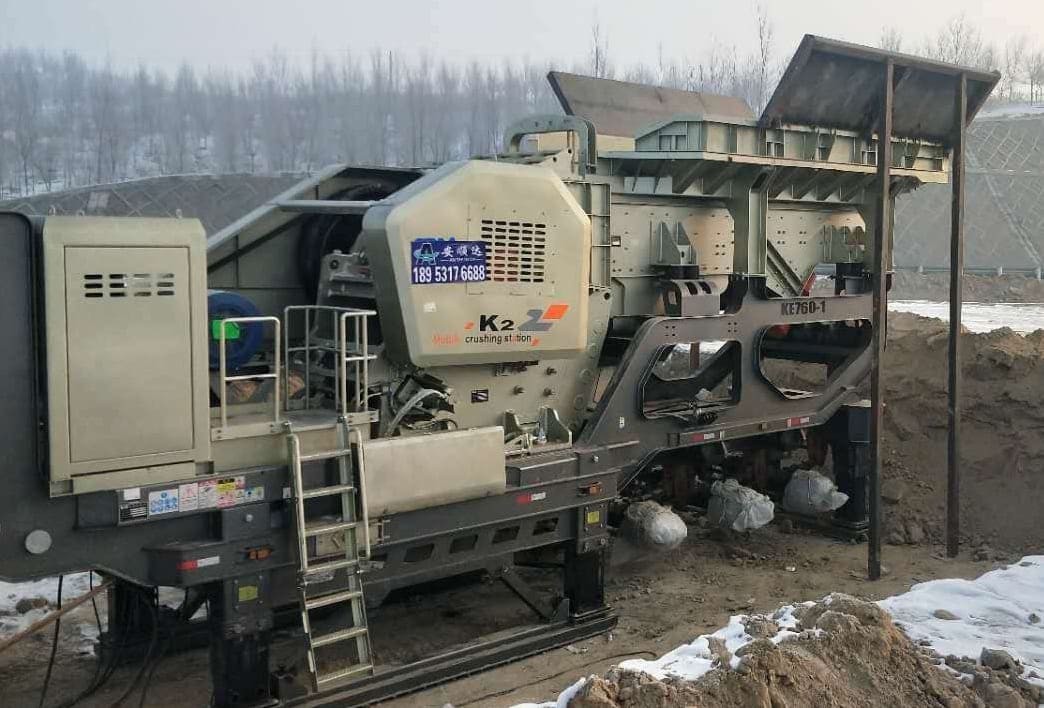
[889,272,1044,303]
[877,312,1044,554]
[568,595,1040,708]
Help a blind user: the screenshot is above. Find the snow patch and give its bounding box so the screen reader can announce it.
[879,556,1044,689]
[890,300,1044,334]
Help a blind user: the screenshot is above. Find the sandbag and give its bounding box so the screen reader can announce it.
[619,500,688,550]
[707,479,775,532]
[782,469,849,515]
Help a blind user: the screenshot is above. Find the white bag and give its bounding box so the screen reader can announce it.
[782,469,849,514]
[708,479,775,532]
[620,500,688,549]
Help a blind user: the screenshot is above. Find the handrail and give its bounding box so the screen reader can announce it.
[218,315,281,429]
[348,426,371,559]
[284,305,377,416]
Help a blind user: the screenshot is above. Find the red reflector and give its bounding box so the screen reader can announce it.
[177,559,198,571]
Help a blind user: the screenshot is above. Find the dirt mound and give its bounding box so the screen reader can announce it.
[877,312,1044,553]
[568,596,1040,708]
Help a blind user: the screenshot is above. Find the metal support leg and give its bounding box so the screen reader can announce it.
[563,548,607,616]
[830,401,871,530]
[947,74,968,558]
[208,574,275,708]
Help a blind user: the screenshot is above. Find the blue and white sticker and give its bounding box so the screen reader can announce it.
[411,238,486,285]
[148,488,180,515]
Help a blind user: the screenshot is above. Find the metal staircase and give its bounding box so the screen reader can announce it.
[288,421,374,689]
[215,304,378,689]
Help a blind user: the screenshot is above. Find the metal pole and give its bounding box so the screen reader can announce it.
[947,74,968,558]
[868,59,894,581]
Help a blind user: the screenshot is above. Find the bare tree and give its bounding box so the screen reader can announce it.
[589,22,612,79]
[750,2,775,114]
[11,50,41,194]
[1028,51,1044,103]
[924,14,997,70]
[1003,37,1028,102]
[879,27,904,53]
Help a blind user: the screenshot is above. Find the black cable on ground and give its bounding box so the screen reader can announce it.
[38,575,64,708]
[455,650,659,706]
[54,582,134,708]
[111,588,160,707]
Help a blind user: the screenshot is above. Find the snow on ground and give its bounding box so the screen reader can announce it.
[890,300,1044,334]
[881,556,1044,689]
[0,572,100,653]
[512,556,1044,707]
[0,573,193,656]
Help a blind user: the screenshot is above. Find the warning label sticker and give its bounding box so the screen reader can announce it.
[217,476,246,508]
[199,480,218,509]
[148,488,179,515]
[179,482,199,512]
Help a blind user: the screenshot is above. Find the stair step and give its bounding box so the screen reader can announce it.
[305,520,357,537]
[299,448,351,463]
[303,557,359,576]
[301,483,356,500]
[316,664,374,686]
[305,590,363,611]
[311,626,368,648]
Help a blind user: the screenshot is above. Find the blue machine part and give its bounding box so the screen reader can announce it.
[207,290,263,371]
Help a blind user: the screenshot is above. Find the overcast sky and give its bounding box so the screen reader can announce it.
[3,0,1043,73]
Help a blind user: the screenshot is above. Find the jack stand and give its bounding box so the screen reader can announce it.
[564,547,608,614]
[829,401,871,539]
[208,574,276,708]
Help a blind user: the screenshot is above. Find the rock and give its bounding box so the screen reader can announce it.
[569,676,618,708]
[933,609,960,620]
[707,636,733,667]
[744,616,781,640]
[980,647,1020,671]
[882,480,907,504]
[815,610,861,635]
[1028,613,1040,625]
[14,597,48,614]
[982,682,1031,708]
[974,546,993,562]
[905,520,926,544]
[887,530,907,545]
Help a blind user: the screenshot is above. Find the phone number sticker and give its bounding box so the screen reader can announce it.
[411,238,486,285]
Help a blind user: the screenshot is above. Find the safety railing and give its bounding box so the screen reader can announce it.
[217,316,281,429]
[284,305,377,416]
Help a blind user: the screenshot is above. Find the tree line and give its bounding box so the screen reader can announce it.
[0,12,1033,199]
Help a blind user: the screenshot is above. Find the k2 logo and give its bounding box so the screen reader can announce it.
[475,304,569,332]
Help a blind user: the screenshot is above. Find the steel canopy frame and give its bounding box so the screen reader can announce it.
[760,36,999,576]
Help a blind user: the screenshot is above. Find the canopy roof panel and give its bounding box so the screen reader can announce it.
[548,71,754,138]
[760,35,1000,144]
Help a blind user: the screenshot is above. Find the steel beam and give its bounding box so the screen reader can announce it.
[947,75,968,558]
[868,59,894,581]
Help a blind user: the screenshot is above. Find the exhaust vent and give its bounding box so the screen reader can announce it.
[83,272,176,298]
[480,219,547,283]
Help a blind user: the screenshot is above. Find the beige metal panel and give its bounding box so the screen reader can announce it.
[366,160,590,367]
[66,247,194,461]
[362,426,506,516]
[765,207,865,294]
[43,217,211,493]
[70,462,198,495]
